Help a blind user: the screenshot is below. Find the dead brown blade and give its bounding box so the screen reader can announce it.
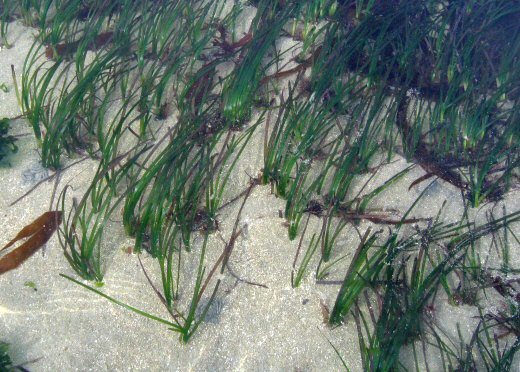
[45,32,114,59]
[0,211,63,275]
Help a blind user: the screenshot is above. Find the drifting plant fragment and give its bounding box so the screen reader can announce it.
[0,211,62,275]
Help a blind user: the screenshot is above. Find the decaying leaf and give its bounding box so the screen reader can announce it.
[320,299,330,324]
[0,211,62,275]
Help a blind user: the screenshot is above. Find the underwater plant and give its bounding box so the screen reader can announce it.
[0,341,14,372]
[0,118,17,163]
[1,0,519,370]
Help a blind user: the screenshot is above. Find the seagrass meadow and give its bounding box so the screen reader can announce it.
[1,0,520,370]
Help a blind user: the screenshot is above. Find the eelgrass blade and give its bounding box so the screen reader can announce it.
[60,273,182,332]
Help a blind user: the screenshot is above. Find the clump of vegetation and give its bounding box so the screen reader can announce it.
[0,118,17,163]
[0,341,11,369]
[0,341,16,372]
